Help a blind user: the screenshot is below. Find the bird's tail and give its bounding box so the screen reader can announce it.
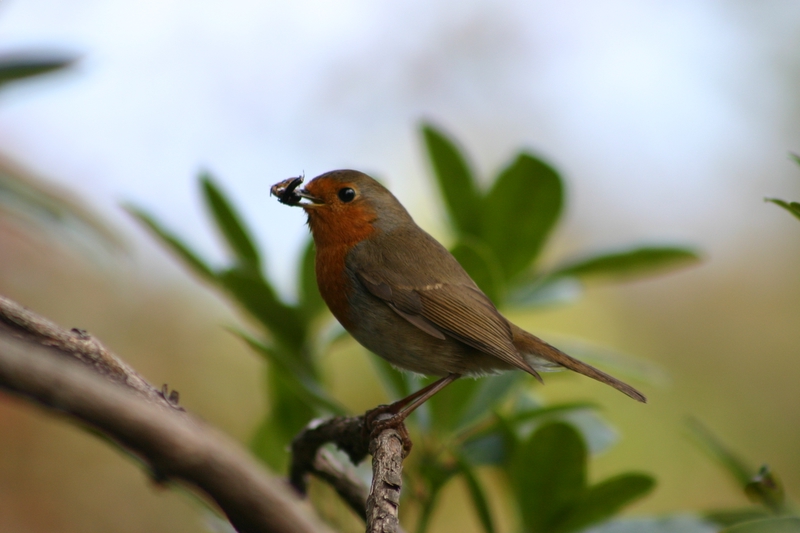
[511,325,646,403]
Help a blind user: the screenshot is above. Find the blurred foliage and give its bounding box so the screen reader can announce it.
[0,52,123,255]
[131,123,704,532]
[0,52,74,89]
[689,419,799,533]
[765,155,800,222]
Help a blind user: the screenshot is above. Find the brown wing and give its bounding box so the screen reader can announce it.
[356,271,537,375]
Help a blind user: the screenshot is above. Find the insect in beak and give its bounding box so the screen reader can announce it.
[270,175,322,207]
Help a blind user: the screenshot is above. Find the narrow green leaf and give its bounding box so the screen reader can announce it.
[124,205,215,281]
[371,357,414,401]
[299,239,325,318]
[234,331,345,415]
[217,267,306,351]
[200,173,261,268]
[559,473,655,533]
[484,153,563,280]
[790,153,800,167]
[722,517,800,533]
[505,402,598,427]
[425,372,520,433]
[250,411,289,470]
[421,123,482,236]
[415,456,457,533]
[454,373,521,431]
[506,276,584,308]
[510,422,586,533]
[426,376,484,432]
[706,509,771,528]
[766,198,800,221]
[450,239,505,304]
[588,515,717,533]
[250,366,316,470]
[0,54,74,88]
[687,418,752,487]
[549,246,700,282]
[456,457,496,533]
[460,431,508,466]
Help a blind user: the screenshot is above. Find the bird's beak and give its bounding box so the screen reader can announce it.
[295,189,323,207]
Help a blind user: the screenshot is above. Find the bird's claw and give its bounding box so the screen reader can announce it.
[363,404,413,457]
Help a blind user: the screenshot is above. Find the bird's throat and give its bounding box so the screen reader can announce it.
[306,205,378,330]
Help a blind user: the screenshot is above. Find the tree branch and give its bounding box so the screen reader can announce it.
[0,295,332,533]
[0,295,165,402]
[367,429,405,533]
[290,414,409,533]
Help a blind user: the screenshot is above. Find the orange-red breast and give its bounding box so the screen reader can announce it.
[274,170,645,418]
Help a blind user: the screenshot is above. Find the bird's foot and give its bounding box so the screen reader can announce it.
[363,404,413,457]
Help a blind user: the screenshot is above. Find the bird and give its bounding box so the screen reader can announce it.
[272,169,645,426]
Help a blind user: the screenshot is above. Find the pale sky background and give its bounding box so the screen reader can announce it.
[0,0,799,296]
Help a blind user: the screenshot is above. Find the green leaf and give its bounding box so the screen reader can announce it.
[454,372,521,431]
[201,172,261,269]
[217,267,306,352]
[459,403,596,466]
[588,516,717,533]
[706,509,771,528]
[766,198,800,221]
[234,331,345,415]
[415,455,457,533]
[460,431,508,466]
[456,457,496,533]
[687,418,752,487]
[450,239,505,303]
[510,422,586,533]
[504,402,598,427]
[299,239,325,318]
[421,123,482,236]
[425,373,519,434]
[559,473,655,533]
[722,517,800,533]
[371,357,415,402]
[506,276,583,308]
[250,410,290,471]
[744,465,786,514]
[124,205,215,281]
[0,54,74,88]
[250,366,316,470]
[483,153,563,280]
[425,376,484,433]
[549,246,700,282]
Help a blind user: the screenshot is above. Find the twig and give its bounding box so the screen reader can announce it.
[0,295,332,533]
[290,414,409,533]
[290,415,369,496]
[367,429,405,533]
[312,449,370,519]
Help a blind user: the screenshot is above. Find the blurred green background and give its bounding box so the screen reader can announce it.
[1,2,799,532]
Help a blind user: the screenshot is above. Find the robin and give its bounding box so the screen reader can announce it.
[272,170,645,426]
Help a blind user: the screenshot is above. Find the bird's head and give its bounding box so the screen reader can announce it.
[282,170,412,247]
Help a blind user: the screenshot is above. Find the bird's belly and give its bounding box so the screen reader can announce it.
[346,290,512,376]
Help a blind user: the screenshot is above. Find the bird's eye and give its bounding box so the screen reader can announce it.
[338,187,356,203]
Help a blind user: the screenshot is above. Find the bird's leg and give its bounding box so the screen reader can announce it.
[388,373,462,417]
[364,373,461,455]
